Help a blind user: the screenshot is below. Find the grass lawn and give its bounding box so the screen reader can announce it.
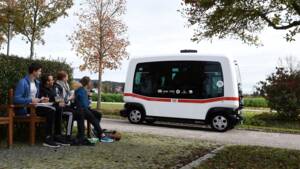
[199,145,300,169]
[0,132,217,169]
[239,111,300,134]
[91,102,124,117]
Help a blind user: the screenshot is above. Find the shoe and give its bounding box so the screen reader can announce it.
[43,137,60,148]
[71,138,81,146]
[100,136,114,143]
[54,135,70,146]
[80,138,95,146]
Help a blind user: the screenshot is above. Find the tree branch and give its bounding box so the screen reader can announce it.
[291,1,300,15]
[259,13,300,30]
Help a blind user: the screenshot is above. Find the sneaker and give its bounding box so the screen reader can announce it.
[71,138,81,146]
[100,136,114,143]
[80,138,95,146]
[54,135,70,146]
[43,137,60,148]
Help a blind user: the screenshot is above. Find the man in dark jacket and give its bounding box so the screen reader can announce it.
[13,63,59,148]
[39,74,73,145]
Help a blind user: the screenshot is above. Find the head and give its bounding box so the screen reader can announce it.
[41,74,54,88]
[28,63,42,79]
[80,76,92,88]
[71,81,82,90]
[57,71,69,82]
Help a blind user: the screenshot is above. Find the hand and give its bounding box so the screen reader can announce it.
[68,95,75,101]
[32,98,40,104]
[41,97,49,103]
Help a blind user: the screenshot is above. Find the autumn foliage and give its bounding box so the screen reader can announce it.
[257,67,300,120]
[69,0,129,109]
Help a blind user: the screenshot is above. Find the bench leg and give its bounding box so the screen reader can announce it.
[29,122,36,145]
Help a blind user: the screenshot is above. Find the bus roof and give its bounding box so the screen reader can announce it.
[130,53,232,63]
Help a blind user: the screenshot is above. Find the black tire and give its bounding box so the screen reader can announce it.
[210,113,232,132]
[128,108,145,124]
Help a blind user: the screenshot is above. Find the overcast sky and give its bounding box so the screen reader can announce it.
[2,0,300,94]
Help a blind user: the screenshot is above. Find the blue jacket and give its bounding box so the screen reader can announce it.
[14,75,40,115]
[75,87,90,109]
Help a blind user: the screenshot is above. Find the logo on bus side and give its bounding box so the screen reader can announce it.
[171,98,178,103]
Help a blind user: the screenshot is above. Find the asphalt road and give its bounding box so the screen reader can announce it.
[102,118,300,150]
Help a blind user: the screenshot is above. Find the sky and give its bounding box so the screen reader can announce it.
[1,0,300,94]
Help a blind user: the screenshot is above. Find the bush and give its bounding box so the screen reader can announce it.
[92,93,123,102]
[257,67,300,120]
[0,54,73,104]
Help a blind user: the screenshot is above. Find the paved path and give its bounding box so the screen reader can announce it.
[102,118,300,150]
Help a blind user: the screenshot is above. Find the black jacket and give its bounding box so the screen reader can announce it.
[39,83,63,106]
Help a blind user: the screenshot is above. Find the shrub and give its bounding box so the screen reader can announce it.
[92,93,123,102]
[257,67,300,120]
[0,54,73,104]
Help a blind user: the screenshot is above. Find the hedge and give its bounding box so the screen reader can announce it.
[0,54,73,104]
[92,93,123,102]
[243,97,269,108]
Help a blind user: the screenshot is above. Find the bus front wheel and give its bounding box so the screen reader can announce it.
[210,113,232,132]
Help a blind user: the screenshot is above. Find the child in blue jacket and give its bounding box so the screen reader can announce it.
[75,76,113,143]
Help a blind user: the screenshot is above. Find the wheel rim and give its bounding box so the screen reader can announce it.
[212,115,228,131]
[129,110,142,123]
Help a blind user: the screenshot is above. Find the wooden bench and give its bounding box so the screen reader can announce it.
[8,89,46,145]
[0,103,14,148]
[9,89,92,143]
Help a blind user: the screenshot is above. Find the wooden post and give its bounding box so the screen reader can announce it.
[7,106,13,148]
[29,106,36,145]
[8,89,13,105]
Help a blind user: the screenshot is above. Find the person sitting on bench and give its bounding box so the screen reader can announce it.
[39,73,73,145]
[75,76,113,143]
[13,63,59,148]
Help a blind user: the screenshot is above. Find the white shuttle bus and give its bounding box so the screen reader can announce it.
[120,50,243,131]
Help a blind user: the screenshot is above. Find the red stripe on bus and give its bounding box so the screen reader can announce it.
[123,93,239,103]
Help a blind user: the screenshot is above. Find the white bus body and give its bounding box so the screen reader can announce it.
[120,53,243,131]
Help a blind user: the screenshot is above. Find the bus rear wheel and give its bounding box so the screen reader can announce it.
[128,109,145,124]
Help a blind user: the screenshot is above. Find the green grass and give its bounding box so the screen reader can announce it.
[92,102,124,116]
[199,145,300,169]
[239,111,300,134]
[0,132,217,169]
[243,96,268,108]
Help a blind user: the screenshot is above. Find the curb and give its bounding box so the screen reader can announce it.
[179,145,225,169]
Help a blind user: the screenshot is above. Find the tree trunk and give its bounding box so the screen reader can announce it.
[29,40,34,60]
[6,20,13,57]
[96,59,103,110]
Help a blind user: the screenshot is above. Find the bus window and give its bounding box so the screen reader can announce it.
[133,61,224,99]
